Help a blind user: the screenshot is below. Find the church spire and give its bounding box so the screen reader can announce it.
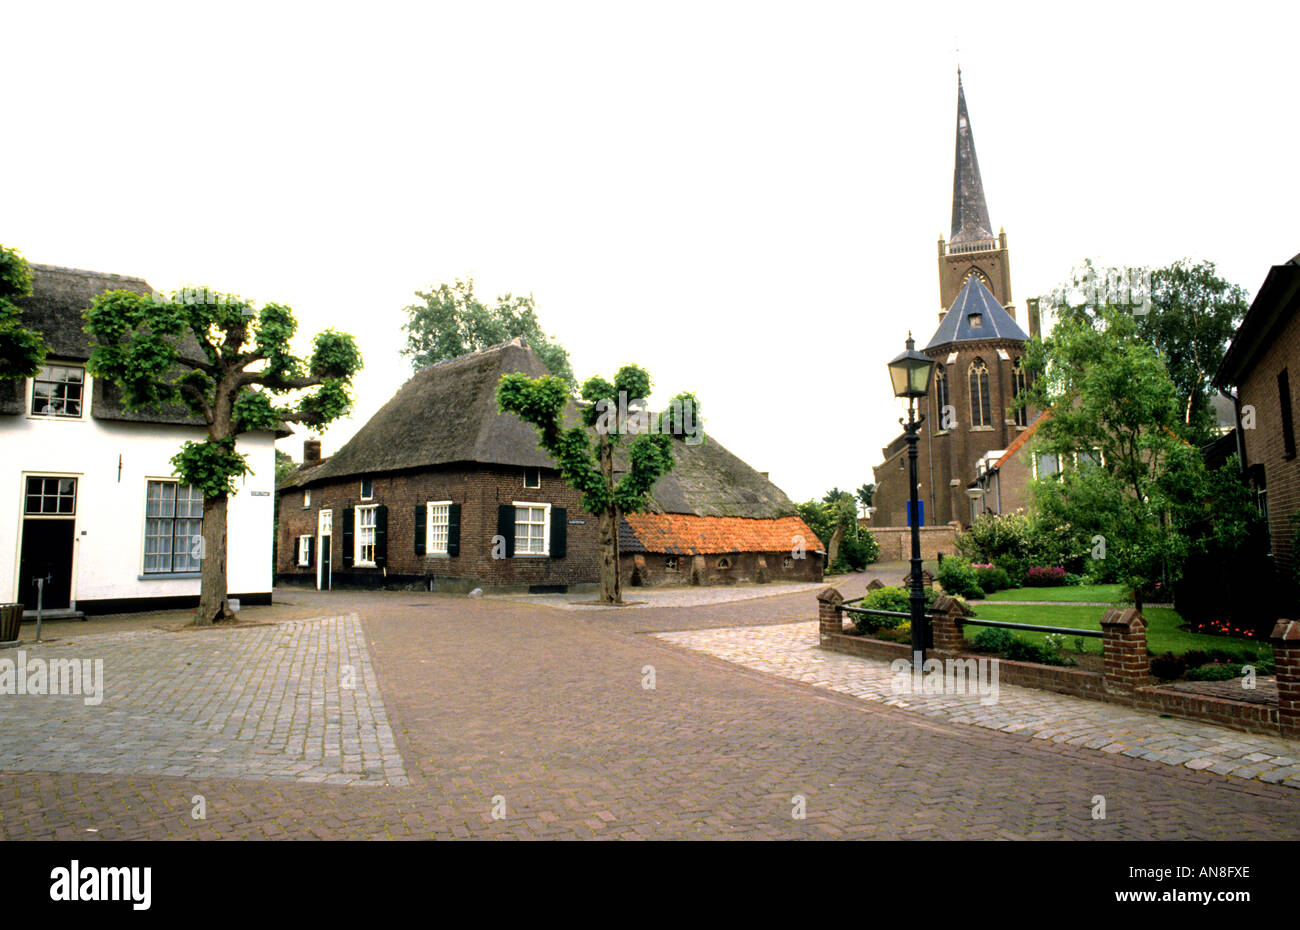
[949,72,994,244]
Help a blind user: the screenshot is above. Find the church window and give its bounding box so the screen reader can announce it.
[1012,358,1029,427]
[969,358,991,427]
[934,366,949,427]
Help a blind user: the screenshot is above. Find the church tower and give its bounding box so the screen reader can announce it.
[936,72,1014,321]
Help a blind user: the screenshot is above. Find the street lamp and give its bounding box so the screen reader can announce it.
[887,333,936,661]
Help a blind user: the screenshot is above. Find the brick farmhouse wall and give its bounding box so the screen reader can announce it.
[277,463,601,592]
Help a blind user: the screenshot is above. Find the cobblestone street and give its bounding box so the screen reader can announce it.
[2,582,1299,840]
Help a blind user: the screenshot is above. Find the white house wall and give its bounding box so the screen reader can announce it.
[0,374,275,609]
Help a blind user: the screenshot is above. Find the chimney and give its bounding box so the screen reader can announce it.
[304,438,322,463]
[1027,298,1041,340]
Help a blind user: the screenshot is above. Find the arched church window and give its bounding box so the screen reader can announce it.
[969,358,991,427]
[934,365,949,427]
[1012,358,1029,427]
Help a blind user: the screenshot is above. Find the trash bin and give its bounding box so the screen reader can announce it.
[0,603,24,642]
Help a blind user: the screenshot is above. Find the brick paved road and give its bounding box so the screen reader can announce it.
[2,584,1299,840]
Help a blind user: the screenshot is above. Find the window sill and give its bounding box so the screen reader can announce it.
[969,426,994,432]
[138,572,200,580]
[354,561,377,569]
[512,553,550,559]
[425,553,451,559]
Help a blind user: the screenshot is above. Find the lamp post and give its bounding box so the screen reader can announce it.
[887,333,936,662]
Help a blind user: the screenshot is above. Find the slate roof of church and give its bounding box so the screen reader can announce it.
[950,73,995,244]
[925,274,1028,350]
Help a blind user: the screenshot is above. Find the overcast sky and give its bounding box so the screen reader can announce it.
[4,1,1297,502]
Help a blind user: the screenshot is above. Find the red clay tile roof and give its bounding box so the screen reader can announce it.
[995,410,1050,468]
[621,513,826,556]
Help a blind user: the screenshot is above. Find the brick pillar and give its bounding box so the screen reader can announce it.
[1101,608,1149,703]
[1271,619,1300,741]
[930,596,966,655]
[817,587,844,640]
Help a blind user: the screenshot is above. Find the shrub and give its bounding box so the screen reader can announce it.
[1185,662,1245,682]
[936,558,984,599]
[854,586,937,634]
[1149,652,1186,680]
[1025,566,1068,587]
[972,564,1010,594]
[971,627,1015,653]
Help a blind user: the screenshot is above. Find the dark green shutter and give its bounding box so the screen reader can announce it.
[342,507,354,568]
[374,505,388,568]
[551,507,566,558]
[447,503,461,557]
[306,536,313,567]
[414,505,426,556]
[293,537,301,566]
[497,504,515,558]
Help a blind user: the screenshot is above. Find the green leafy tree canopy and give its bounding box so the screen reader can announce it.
[402,277,575,388]
[0,245,46,381]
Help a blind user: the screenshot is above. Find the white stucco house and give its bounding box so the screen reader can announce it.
[0,264,278,617]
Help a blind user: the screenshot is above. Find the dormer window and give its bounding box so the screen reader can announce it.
[360,478,373,500]
[967,313,983,329]
[523,467,541,489]
[31,364,85,418]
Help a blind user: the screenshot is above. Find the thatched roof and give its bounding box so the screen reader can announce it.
[281,339,799,520]
[4,263,283,433]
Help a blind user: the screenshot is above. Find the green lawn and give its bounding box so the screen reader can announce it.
[965,603,1272,662]
[980,584,1125,604]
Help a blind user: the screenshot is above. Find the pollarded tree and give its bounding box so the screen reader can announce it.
[497,365,700,604]
[0,245,47,381]
[85,288,361,625]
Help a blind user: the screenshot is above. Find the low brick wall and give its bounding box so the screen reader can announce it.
[815,585,1300,740]
[867,525,960,562]
[1134,687,1279,738]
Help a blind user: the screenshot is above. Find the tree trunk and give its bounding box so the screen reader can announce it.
[597,433,622,604]
[827,523,845,568]
[598,507,621,605]
[195,493,234,626]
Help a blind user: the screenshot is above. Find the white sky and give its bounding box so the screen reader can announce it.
[4,1,1297,502]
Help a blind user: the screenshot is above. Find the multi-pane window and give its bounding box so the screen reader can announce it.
[31,364,84,417]
[969,358,991,427]
[514,503,549,555]
[25,476,77,515]
[1012,359,1029,427]
[1034,453,1062,479]
[297,535,312,566]
[427,501,451,555]
[933,366,950,428]
[356,505,377,564]
[144,480,204,573]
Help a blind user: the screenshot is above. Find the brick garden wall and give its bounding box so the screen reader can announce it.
[868,525,961,562]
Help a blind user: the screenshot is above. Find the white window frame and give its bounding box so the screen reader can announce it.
[355,503,378,566]
[297,534,312,567]
[142,478,205,574]
[426,500,452,556]
[303,489,311,509]
[27,363,88,421]
[523,467,541,489]
[359,478,373,501]
[512,501,551,556]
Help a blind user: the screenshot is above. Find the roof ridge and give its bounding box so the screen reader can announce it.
[415,336,529,374]
[30,262,149,284]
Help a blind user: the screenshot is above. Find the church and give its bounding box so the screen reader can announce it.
[871,74,1043,529]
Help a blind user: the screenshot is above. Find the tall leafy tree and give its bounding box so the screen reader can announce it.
[497,365,699,604]
[85,288,361,624]
[1022,307,1190,609]
[1046,258,1248,444]
[0,245,46,380]
[403,277,575,388]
